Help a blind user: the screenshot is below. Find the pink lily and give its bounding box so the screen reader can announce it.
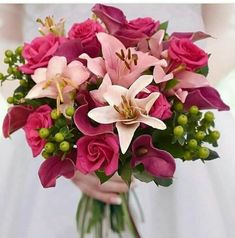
[88,75,166,154]
[25,56,90,114]
[96,32,166,88]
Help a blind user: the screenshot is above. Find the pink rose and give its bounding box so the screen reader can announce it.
[76,134,119,176]
[168,38,208,71]
[127,17,159,36]
[137,85,172,120]
[20,34,63,74]
[68,19,104,48]
[24,105,53,157]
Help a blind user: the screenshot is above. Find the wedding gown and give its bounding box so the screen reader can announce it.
[1,4,235,238]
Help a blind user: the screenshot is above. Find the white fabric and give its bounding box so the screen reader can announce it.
[0,4,235,238]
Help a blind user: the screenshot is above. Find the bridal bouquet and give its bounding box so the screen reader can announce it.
[1,4,229,238]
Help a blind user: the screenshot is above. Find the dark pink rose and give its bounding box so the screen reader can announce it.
[24,105,53,157]
[131,135,176,178]
[38,150,76,188]
[2,105,34,138]
[168,38,208,71]
[76,134,119,176]
[128,17,159,36]
[68,19,104,48]
[184,86,230,111]
[92,4,159,47]
[137,85,172,120]
[20,34,63,74]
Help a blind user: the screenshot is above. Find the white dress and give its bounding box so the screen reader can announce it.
[0,4,235,238]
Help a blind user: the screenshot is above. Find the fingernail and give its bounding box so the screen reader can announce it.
[110,196,122,205]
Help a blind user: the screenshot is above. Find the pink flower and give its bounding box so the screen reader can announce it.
[131,135,176,178]
[20,34,63,74]
[168,38,208,71]
[2,105,34,138]
[38,150,76,188]
[96,32,165,88]
[88,75,166,154]
[127,17,159,36]
[24,105,53,157]
[184,87,230,111]
[68,18,104,51]
[92,4,159,47]
[137,85,172,120]
[76,134,119,176]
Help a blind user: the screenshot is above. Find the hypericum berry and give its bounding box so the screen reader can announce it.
[39,128,50,139]
[44,142,56,153]
[210,130,220,141]
[177,114,188,126]
[59,141,70,152]
[15,46,23,55]
[174,102,184,112]
[7,96,14,104]
[7,67,13,74]
[5,50,13,58]
[65,106,75,117]
[51,109,61,120]
[195,131,206,141]
[173,126,184,137]
[189,105,199,115]
[4,57,11,64]
[19,79,28,87]
[183,151,192,160]
[198,147,210,159]
[54,132,65,143]
[42,150,51,159]
[188,139,198,150]
[204,111,214,123]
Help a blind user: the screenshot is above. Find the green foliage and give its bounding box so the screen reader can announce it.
[154,177,173,187]
[165,78,179,91]
[95,171,113,184]
[195,65,209,77]
[159,21,169,31]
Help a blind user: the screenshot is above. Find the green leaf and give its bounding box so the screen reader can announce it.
[95,171,113,184]
[133,168,154,183]
[119,159,132,186]
[195,65,209,77]
[204,149,220,160]
[159,21,169,31]
[154,177,173,187]
[165,78,179,91]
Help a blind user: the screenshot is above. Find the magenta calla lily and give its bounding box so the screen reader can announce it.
[74,91,113,136]
[184,86,230,111]
[170,31,211,42]
[2,105,34,138]
[131,135,176,178]
[38,155,76,188]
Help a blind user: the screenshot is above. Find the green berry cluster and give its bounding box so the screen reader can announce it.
[39,109,77,160]
[172,101,220,161]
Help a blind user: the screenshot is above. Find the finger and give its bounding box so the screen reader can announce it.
[76,180,122,205]
[99,181,129,193]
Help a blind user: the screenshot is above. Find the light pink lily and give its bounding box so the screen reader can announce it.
[94,32,166,88]
[88,75,166,154]
[26,56,90,114]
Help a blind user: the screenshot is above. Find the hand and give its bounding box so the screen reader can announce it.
[72,171,129,205]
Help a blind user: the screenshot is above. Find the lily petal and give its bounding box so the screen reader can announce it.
[135,92,160,114]
[137,114,166,130]
[103,85,128,106]
[128,75,153,98]
[46,56,67,79]
[153,64,174,84]
[79,53,106,77]
[174,88,188,103]
[116,121,139,154]
[88,106,120,124]
[32,68,47,83]
[90,74,112,103]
